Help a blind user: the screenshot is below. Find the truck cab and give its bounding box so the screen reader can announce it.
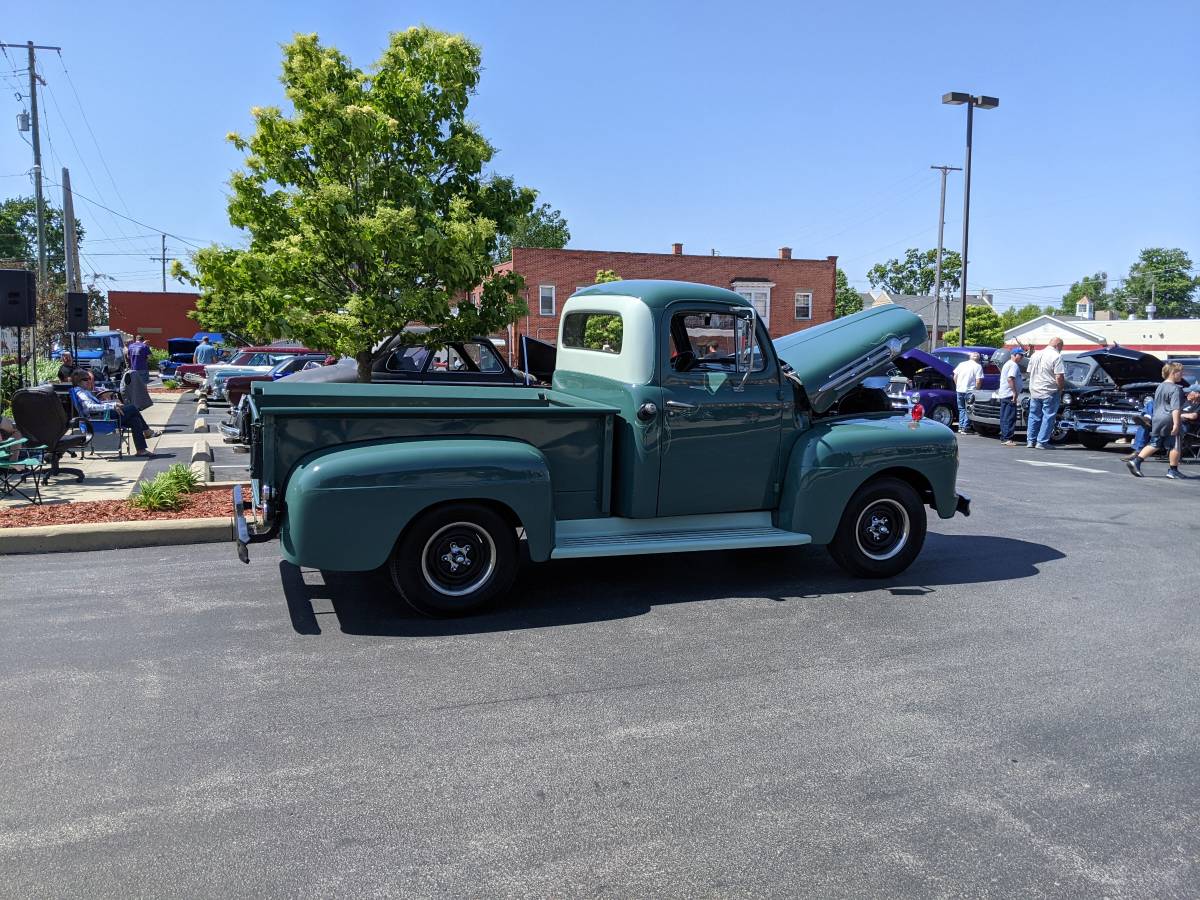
[236,280,969,616]
[60,330,126,379]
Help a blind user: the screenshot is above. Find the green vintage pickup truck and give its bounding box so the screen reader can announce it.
[234,280,969,616]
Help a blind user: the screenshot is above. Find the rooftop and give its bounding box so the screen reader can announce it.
[572,279,751,310]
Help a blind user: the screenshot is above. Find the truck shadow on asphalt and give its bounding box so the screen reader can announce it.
[279,533,1065,638]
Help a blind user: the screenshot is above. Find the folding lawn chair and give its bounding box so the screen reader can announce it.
[0,436,44,504]
[68,387,131,458]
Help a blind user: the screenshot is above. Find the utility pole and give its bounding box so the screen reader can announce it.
[62,168,81,359]
[61,168,82,292]
[930,164,961,349]
[1,40,61,382]
[150,234,170,291]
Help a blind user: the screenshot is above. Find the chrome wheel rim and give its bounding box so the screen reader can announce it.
[855,499,910,561]
[420,522,496,597]
[931,406,953,426]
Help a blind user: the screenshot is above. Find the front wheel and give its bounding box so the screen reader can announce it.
[827,478,927,578]
[389,503,517,617]
[929,404,954,427]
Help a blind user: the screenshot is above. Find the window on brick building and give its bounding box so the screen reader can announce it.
[731,281,774,320]
[539,285,555,316]
[794,292,813,320]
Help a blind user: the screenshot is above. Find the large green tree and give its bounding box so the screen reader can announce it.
[1115,248,1198,319]
[179,29,538,381]
[492,202,570,264]
[1056,272,1110,316]
[0,195,107,341]
[834,268,863,318]
[942,304,1005,347]
[998,303,1045,331]
[867,248,962,297]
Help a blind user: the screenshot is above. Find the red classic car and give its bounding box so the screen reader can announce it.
[223,353,331,406]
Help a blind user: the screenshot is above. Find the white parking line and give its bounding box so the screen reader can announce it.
[1016,459,1108,474]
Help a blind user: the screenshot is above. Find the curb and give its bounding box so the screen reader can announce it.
[0,517,231,555]
[191,439,213,463]
[194,417,209,433]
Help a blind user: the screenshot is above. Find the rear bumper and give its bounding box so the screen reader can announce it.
[232,484,276,563]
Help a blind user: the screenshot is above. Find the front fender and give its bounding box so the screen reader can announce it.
[777,416,959,544]
[280,438,554,571]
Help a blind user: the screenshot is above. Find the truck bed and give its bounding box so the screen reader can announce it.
[250,382,618,521]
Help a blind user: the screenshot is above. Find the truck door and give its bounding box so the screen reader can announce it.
[656,306,786,517]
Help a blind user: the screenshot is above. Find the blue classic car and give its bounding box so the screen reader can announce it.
[159,332,230,377]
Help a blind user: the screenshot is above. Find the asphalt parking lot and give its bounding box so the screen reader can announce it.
[0,435,1197,897]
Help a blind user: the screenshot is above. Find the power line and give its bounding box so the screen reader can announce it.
[40,173,207,249]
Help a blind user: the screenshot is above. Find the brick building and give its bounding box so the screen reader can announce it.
[108,290,201,349]
[496,245,838,345]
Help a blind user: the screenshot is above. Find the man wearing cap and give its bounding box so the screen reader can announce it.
[997,348,1025,446]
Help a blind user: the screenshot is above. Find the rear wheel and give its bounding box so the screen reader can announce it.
[1078,434,1110,451]
[389,503,517,617]
[827,478,927,578]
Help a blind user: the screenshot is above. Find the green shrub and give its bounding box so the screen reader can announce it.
[162,378,179,389]
[129,478,183,511]
[162,463,203,494]
[149,348,171,370]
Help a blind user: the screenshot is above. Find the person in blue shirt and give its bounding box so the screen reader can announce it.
[70,370,155,456]
[193,336,219,365]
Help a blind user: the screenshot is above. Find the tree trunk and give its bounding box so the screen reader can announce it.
[356,349,373,383]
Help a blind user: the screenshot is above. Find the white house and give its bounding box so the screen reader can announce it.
[1005,315,1200,356]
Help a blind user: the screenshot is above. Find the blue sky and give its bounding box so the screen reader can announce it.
[2,0,1197,310]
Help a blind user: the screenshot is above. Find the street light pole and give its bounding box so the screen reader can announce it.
[942,92,999,347]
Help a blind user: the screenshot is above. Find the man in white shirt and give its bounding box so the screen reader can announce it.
[952,352,985,434]
[1025,337,1066,449]
[996,348,1025,446]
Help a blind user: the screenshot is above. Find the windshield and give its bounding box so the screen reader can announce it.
[75,337,106,351]
[1062,360,1091,386]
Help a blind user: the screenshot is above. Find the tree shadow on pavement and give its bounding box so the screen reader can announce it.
[279,533,1065,638]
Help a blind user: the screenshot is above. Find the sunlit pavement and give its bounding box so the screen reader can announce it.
[0,434,1196,896]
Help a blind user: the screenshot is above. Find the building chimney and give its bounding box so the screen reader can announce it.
[779,247,792,260]
[672,242,683,255]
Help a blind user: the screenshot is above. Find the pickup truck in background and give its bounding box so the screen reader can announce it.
[234,280,970,617]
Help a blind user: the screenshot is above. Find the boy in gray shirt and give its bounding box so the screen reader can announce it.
[1126,362,1186,479]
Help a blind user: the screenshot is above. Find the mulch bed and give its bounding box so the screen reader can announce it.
[149,386,190,394]
[0,486,241,529]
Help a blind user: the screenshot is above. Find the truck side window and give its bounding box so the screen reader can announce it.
[670,313,765,374]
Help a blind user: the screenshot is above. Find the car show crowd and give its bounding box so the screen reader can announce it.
[886,339,1200,477]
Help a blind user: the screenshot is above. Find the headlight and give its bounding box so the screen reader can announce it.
[1062,393,1072,405]
[912,392,922,404]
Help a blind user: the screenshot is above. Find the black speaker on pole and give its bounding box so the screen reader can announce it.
[65,291,89,333]
[0,269,36,327]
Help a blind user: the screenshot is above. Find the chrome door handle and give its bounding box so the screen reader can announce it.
[665,400,698,414]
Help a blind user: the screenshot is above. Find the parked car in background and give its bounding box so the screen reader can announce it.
[54,330,126,379]
[884,349,959,427]
[217,337,528,445]
[159,332,232,377]
[205,345,320,401]
[967,350,1117,444]
[223,354,330,407]
[1056,347,1165,450]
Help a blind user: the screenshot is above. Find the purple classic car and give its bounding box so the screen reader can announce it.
[885,349,960,426]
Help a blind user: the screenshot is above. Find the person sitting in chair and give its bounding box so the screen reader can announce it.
[57,351,81,382]
[70,370,156,457]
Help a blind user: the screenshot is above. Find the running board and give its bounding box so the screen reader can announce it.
[550,513,811,560]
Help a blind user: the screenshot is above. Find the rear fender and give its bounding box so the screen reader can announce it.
[281,438,553,571]
[777,417,959,544]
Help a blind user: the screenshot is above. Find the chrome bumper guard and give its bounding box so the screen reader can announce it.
[232,484,274,563]
[955,492,971,517]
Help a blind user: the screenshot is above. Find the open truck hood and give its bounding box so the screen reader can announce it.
[773,304,927,413]
[1074,347,1163,387]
